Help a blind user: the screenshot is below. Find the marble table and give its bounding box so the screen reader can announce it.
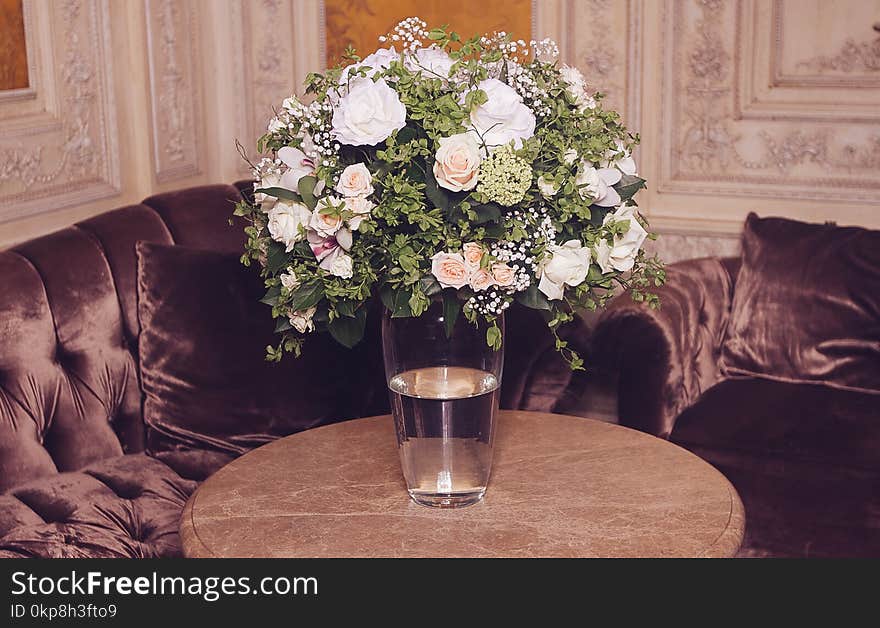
[180,411,744,558]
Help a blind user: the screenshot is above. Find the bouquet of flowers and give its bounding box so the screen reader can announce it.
[235,17,664,368]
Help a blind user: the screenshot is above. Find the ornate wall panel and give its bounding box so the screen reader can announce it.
[563,0,642,130]
[0,0,120,222]
[658,0,880,207]
[145,0,202,182]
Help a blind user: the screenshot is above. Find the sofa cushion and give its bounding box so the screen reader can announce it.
[721,213,880,392]
[671,377,880,557]
[136,243,360,480]
[0,454,196,558]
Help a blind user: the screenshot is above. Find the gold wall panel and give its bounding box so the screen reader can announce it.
[324,0,532,66]
[0,0,28,90]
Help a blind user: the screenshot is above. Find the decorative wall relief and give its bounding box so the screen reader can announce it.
[0,0,119,221]
[145,0,202,182]
[659,0,880,204]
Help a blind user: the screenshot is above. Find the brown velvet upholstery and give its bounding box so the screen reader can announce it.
[137,243,361,479]
[592,216,880,557]
[0,182,589,558]
[722,213,880,393]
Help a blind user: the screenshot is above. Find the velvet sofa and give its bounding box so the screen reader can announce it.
[591,216,880,558]
[0,183,588,558]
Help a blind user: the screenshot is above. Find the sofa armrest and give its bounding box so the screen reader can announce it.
[591,257,735,438]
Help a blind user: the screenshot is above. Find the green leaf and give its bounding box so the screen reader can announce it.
[260,285,281,306]
[274,316,292,333]
[395,126,419,144]
[289,281,324,311]
[516,285,552,311]
[424,167,450,212]
[380,284,396,311]
[254,187,304,203]
[297,176,319,210]
[335,299,357,318]
[391,288,414,318]
[614,174,647,202]
[471,203,502,225]
[328,308,367,348]
[419,274,443,297]
[265,242,290,274]
[486,324,502,350]
[442,290,461,339]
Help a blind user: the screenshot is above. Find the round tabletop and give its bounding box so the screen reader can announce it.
[180,411,744,558]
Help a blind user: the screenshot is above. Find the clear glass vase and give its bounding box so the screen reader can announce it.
[382,300,504,508]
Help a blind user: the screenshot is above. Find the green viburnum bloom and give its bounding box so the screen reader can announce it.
[476,144,533,207]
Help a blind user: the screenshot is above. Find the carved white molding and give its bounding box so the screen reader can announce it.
[657,0,880,204]
[145,0,202,182]
[0,0,120,222]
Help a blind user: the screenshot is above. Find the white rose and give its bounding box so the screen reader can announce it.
[278,146,315,191]
[267,201,311,252]
[336,163,374,197]
[600,140,637,176]
[537,175,559,199]
[405,45,454,79]
[538,240,591,301]
[595,205,648,273]
[346,196,374,231]
[320,249,354,278]
[468,79,536,151]
[340,47,400,83]
[576,164,622,207]
[331,77,407,146]
[289,307,316,333]
[433,133,481,192]
[280,270,299,290]
[563,148,578,165]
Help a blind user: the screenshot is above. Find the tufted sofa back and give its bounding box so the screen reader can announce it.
[0,184,244,492]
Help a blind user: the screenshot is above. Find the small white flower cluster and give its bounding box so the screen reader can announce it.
[252,156,283,183]
[379,16,428,51]
[507,63,552,117]
[299,101,338,168]
[488,205,557,293]
[465,290,512,317]
[530,38,560,63]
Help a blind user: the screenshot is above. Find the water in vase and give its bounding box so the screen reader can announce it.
[388,365,499,508]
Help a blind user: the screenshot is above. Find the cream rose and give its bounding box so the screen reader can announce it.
[468,79,536,151]
[491,263,515,287]
[339,47,399,83]
[267,201,311,252]
[280,270,299,290]
[289,307,316,333]
[346,196,374,231]
[461,242,484,271]
[469,268,495,292]
[595,205,648,273]
[310,210,344,237]
[537,175,559,199]
[320,249,354,278]
[331,77,406,146]
[576,164,622,207]
[254,171,282,211]
[538,240,592,301]
[336,163,374,197]
[431,252,469,289]
[433,133,481,192]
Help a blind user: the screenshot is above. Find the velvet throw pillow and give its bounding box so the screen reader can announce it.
[136,243,364,477]
[720,213,880,393]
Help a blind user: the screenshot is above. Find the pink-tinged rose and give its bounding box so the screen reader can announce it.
[346,196,374,231]
[431,252,469,289]
[461,242,484,271]
[336,163,374,197]
[469,268,495,292]
[308,231,339,262]
[310,211,344,237]
[433,133,481,192]
[491,263,515,287]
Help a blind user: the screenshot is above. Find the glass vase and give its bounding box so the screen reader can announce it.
[382,300,504,508]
